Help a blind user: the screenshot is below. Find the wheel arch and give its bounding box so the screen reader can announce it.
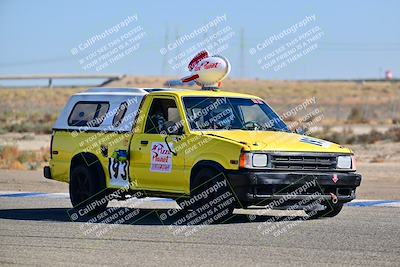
[190,160,226,191]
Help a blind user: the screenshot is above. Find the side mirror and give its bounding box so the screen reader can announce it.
[295,128,306,135]
[164,135,177,156]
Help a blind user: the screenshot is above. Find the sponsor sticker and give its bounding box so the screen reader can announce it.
[150,142,172,173]
[299,137,331,148]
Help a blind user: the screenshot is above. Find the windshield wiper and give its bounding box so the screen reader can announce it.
[263,127,289,132]
[240,122,288,132]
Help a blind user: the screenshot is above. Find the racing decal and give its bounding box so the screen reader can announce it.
[150,142,172,173]
[299,137,331,148]
[251,99,263,104]
[108,158,129,187]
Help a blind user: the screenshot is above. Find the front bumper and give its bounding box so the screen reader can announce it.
[227,170,362,206]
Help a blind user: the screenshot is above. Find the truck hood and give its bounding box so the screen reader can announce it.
[204,130,352,154]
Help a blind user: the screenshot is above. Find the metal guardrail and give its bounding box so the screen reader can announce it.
[0,74,126,87]
[294,79,400,83]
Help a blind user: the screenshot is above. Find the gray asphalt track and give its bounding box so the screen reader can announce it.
[0,197,399,266]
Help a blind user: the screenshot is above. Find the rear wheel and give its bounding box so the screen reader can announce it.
[305,202,343,219]
[69,164,108,214]
[177,168,236,223]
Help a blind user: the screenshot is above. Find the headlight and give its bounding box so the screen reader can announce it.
[253,154,268,167]
[337,156,352,169]
[240,152,268,168]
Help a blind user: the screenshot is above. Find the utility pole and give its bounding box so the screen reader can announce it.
[161,25,169,76]
[239,28,245,78]
[175,27,182,75]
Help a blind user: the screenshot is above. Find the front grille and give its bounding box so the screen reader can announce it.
[270,154,337,170]
[255,185,354,197]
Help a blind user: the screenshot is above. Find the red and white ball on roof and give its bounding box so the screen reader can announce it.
[181,50,231,88]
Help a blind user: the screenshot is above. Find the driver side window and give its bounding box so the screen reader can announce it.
[144,98,183,134]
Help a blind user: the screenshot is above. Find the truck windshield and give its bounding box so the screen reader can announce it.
[182,97,289,131]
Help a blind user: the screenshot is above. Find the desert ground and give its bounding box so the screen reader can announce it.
[1,78,399,266]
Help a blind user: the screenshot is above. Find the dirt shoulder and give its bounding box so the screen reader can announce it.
[356,162,400,200]
[0,169,68,193]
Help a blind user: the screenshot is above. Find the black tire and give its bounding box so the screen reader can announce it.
[69,164,108,214]
[305,202,343,219]
[177,168,236,223]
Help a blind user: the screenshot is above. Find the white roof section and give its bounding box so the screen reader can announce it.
[80,87,149,95]
[53,87,195,132]
[53,88,148,132]
[78,87,192,95]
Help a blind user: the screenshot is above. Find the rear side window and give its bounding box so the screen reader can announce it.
[112,102,128,127]
[68,101,109,127]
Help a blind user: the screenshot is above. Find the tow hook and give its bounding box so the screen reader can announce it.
[330,193,338,204]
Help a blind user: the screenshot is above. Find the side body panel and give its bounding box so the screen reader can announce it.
[129,95,187,193]
[50,131,132,188]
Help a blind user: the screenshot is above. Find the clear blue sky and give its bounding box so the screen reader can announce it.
[0,0,399,80]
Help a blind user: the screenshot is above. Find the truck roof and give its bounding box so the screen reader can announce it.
[80,87,259,99]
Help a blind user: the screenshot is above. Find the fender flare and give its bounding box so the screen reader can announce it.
[190,160,226,191]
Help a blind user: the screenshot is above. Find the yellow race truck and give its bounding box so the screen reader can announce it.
[44,87,361,220]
